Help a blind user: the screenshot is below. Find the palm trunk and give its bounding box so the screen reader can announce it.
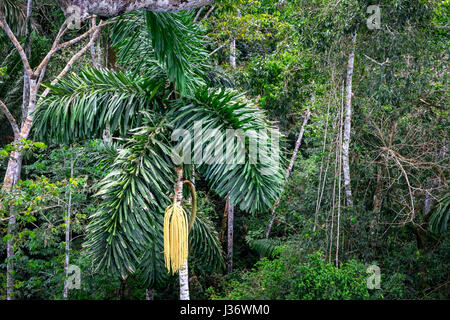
[175,167,190,300]
[145,289,154,300]
[342,32,356,207]
[226,197,234,273]
[265,106,311,238]
[179,262,189,300]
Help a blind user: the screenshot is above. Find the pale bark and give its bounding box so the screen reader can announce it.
[202,4,215,20]
[145,289,154,300]
[229,38,236,69]
[342,32,356,207]
[90,17,102,68]
[193,7,203,22]
[313,93,332,232]
[63,147,74,299]
[226,197,234,273]
[328,95,343,264]
[0,100,19,139]
[265,106,312,238]
[174,167,190,300]
[179,262,189,300]
[335,94,343,266]
[21,0,33,127]
[57,0,213,20]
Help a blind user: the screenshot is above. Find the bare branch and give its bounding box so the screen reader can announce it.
[202,4,216,20]
[33,21,69,78]
[39,21,105,101]
[363,54,390,66]
[0,100,19,139]
[0,16,32,76]
[194,7,204,22]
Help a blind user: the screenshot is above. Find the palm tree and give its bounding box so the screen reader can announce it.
[34,10,284,299]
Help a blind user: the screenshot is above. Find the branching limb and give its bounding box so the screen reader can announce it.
[39,20,108,101]
[0,15,32,76]
[0,100,19,139]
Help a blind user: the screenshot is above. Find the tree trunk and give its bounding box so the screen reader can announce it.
[4,145,25,301]
[3,77,37,302]
[174,167,190,300]
[219,199,229,245]
[63,147,74,299]
[145,289,154,300]
[342,32,356,207]
[6,212,17,300]
[229,38,236,69]
[226,197,234,273]
[90,18,101,68]
[265,106,311,238]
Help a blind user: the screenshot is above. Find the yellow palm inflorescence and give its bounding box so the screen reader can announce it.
[163,203,189,274]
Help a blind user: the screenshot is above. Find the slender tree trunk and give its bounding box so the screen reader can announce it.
[335,95,343,266]
[226,197,234,273]
[219,199,229,245]
[63,147,74,299]
[174,167,190,300]
[342,32,356,207]
[4,85,35,299]
[193,7,204,22]
[313,93,332,232]
[230,38,236,69]
[21,0,33,127]
[328,93,343,263]
[6,208,17,300]
[90,18,101,68]
[145,289,154,300]
[265,106,312,238]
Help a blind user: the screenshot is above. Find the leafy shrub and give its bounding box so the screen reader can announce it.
[213,250,370,300]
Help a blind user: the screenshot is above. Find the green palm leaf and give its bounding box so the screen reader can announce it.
[111,10,208,95]
[34,68,163,144]
[84,119,175,278]
[171,87,286,213]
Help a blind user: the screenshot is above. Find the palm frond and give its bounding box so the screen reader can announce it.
[429,192,450,235]
[34,68,163,144]
[246,237,283,258]
[0,0,28,36]
[171,87,286,213]
[84,119,175,278]
[189,209,225,272]
[137,218,169,288]
[111,11,208,95]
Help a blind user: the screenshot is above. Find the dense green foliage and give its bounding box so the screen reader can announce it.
[213,250,370,300]
[0,0,448,300]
